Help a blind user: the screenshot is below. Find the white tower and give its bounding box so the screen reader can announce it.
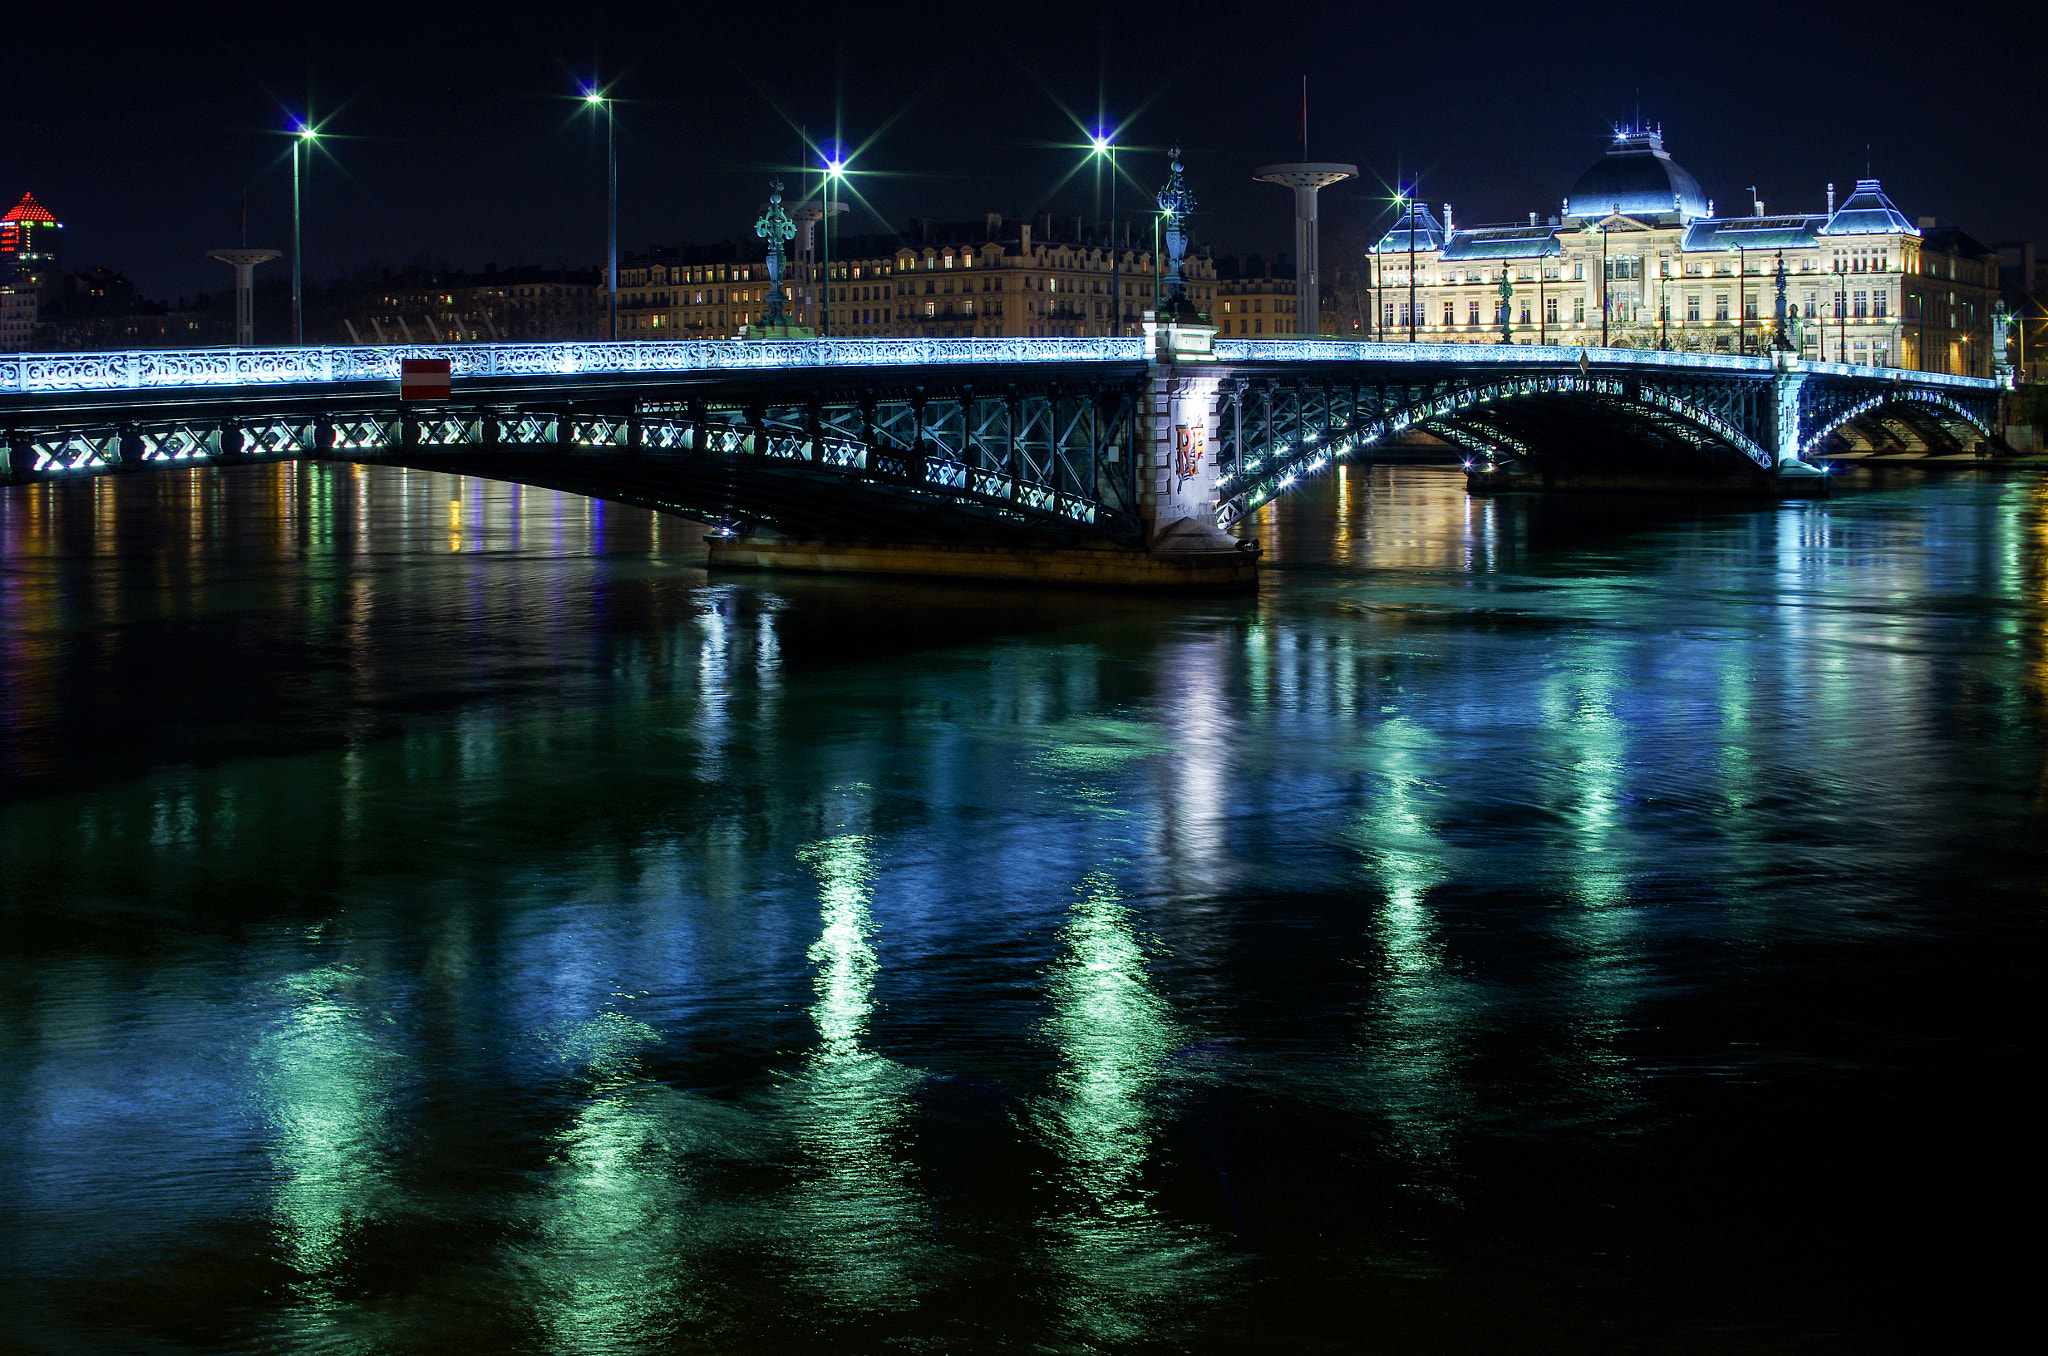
[1252,162,1357,337]
[208,248,282,347]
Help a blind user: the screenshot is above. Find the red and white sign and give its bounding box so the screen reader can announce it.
[399,358,451,402]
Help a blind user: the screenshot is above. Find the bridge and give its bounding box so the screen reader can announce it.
[0,330,2006,585]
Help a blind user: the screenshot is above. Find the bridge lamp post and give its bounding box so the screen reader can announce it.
[1092,134,1119,336]
[1833,261,1848,364]
[1407,190,1417,342]
[1727,243,1752,355]
[583,87,617,342]
[290,120,317,347]
[821,157,846,338]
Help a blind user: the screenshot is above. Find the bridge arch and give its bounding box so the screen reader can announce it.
[1216,372,1772,525]
[1800,390,1989,459]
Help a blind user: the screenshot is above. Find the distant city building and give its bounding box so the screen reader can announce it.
[1369,126,2001,375]
[0,286,35,351]
[1,191,61,306]
[1212,253,1301,335]
[613,211,1216,341]
[329,263,604,344]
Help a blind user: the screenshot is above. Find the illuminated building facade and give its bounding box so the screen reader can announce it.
[1369,127,2001,375]
[614,213,1216,340]
[1212,255,1302,336]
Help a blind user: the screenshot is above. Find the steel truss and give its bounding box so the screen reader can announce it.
[4,382,1146,544]
[1211,370,1778,525]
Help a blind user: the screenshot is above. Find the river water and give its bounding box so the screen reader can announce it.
[0,461,2039,1354]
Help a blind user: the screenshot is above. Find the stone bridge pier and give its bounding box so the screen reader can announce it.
[706,320,1259,589]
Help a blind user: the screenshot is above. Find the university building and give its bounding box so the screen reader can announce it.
[1369,126,2001,375]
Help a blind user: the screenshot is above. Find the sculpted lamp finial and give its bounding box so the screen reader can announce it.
[755,179,797,329]
[1157,148,1196,313]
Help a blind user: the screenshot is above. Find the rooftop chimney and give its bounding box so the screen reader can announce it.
[1529,211,1538,226]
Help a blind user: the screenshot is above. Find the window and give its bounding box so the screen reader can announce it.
[1573,297,1585,323]
[1834,291,1846,319]
[1874,292,1888,319]
[1853,291,1868,318]
[1573,260,1585,281]
[1468,300,1480,327]
[1443,302,1455,325]
[1744,293,1758,321]
[1715,295,1730,321]
[1383,302,1395,328]
[1545,296,1557,324]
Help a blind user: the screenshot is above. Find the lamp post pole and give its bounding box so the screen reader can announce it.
[292,130,302,346]
[1093,134,1120,335]
[1843,261,1859,360]
[290,121,317,346]
[1601,214,1611,347]
[1407,192,1417,342]
[582,88,617,341]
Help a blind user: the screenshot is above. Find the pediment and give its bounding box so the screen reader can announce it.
[1593,213,1655,232]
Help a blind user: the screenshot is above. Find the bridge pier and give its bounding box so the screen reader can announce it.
[708,322,1258,590]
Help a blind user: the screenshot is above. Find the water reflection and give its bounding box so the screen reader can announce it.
[783,814,924,1308]
[2,461,2044,1352]
[1037,871,1228,1344]
[254,953,406,1309]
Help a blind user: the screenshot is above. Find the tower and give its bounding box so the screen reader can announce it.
[1252,163,1356,337]
[1,191,62,306]
[208,248,282,347]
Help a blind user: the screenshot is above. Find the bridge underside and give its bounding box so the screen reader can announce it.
[1415,392,1766,474]
[1812,401,1987,460]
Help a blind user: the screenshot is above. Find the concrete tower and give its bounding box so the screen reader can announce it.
[1252,163,1357,336]
[208,248,282,347]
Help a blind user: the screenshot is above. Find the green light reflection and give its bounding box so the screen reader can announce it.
[786,829,924,1307]
[1352,720,1470,1178]
[1038,871,1223,1345]
[254,959,403,1317]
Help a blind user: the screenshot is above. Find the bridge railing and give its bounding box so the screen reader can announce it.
[0,335,1999,399]
[0,337,1151,397]
[1209,338,2001,390]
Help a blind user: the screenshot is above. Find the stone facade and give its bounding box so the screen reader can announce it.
[1370,128,2001,376]
[614,213,1217,341]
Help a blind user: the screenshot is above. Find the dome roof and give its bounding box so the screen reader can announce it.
[1563,127,1707,222]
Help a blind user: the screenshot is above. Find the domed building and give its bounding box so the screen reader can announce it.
[1356,126,1997,375]
[1562,126,1709,225]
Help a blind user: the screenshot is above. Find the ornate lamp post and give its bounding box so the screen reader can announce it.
[1772,251,1794,353]
[1498,266,1513,344]
[755,180,796,331]
[1156,148,1195,318]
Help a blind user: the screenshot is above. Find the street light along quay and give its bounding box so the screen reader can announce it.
[583,85,617,342]
[821,155,845,338]
[290,118,317,346]
[1091,132,1119,336]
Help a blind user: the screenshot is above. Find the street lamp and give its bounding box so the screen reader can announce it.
[1728,243,1747,354]
[1405,187,1418,342]
[291,119,317,346]
[1091,132,1120,335]
[583,86,617,342]
[821,156,845,338]
[1832,260,1848,363]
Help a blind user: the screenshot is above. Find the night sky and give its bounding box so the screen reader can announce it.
[14,1,2046,302]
